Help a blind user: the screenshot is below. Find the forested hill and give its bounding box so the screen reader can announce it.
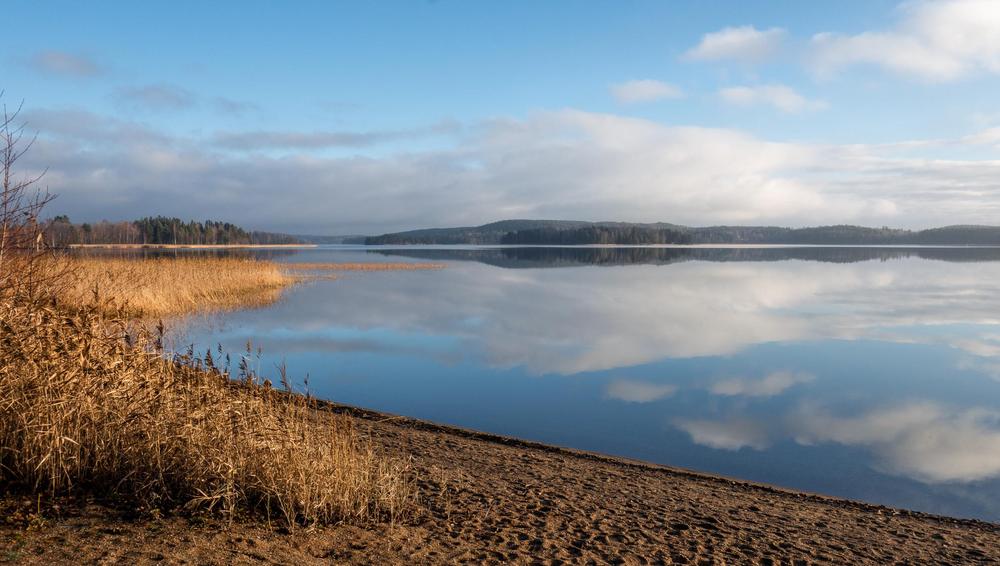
[692,224,1000,245]
[43,216,302,246]
[500,226,692,245]
[365,220,1000,246]
[364,220,686,245]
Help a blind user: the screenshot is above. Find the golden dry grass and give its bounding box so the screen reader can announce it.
[1,256,413,526]
[56,256,294,318]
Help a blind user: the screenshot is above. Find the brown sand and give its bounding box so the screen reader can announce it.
[2,403,998,565]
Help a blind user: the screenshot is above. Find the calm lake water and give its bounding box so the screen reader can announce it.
[180,246,1000,522]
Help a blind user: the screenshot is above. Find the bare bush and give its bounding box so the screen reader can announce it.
[0,94,54,300]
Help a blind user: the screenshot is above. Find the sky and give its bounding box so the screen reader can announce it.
[3,0,1000,234]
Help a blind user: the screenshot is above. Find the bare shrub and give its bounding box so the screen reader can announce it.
[0,95,55,301]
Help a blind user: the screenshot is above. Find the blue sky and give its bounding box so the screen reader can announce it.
[3,0,1000,234]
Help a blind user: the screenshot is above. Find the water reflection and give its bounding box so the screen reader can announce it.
[374,245,1000,267]
[674,418,772,451]
[182,246,1000,521]
[604,379,677,403]
[220,256,1000,375]
[709,371,814,398]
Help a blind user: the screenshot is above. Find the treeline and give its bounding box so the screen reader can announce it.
[366,219,1000,246]
[366,231,486,245]
[365,228,504,245]
[43,216,301,246]
[689,224,1000,245]
[500,226,692,245]
[364,220,600,245]
[689,225,912,244]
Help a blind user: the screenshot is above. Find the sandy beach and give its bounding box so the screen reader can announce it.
[3,402,998,565]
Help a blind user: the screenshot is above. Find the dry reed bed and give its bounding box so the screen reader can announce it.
[1,256,413,526]
[57,256,294,318]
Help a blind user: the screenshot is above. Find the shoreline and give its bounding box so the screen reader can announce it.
[314,399,997,529]
[5,398,998,564]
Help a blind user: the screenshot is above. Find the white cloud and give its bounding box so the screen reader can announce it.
[27,50,103,78]
[718,85,827,113]
[711,371,814,398]
[810,0,1000,81]
[961,127,1000,149]
[792,402,1000,483]
[610,80,683,104]
[675,418,770,450]
[605,379,677,402]
[683,25,785,63]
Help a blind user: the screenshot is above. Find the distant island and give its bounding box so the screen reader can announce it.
[364,219,1000,246]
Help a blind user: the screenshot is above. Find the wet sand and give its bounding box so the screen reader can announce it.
[2,403,999,565]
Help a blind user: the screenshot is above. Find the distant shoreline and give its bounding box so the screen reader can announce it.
[363,219,1000,246]
[67,243,318,250]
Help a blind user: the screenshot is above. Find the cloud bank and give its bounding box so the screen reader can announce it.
[18,106,1000,234]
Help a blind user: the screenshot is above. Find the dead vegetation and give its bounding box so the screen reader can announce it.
[55,256,293,318]
[0,300,412,526]
[49,258,446,318]
[0,95,413,528]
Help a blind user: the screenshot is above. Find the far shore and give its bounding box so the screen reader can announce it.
[67,243,318,249]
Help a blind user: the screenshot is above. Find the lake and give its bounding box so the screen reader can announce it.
[180,246,1000,522]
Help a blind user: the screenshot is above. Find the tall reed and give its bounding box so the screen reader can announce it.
[55,256,292,317]
[0,260,412,526]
